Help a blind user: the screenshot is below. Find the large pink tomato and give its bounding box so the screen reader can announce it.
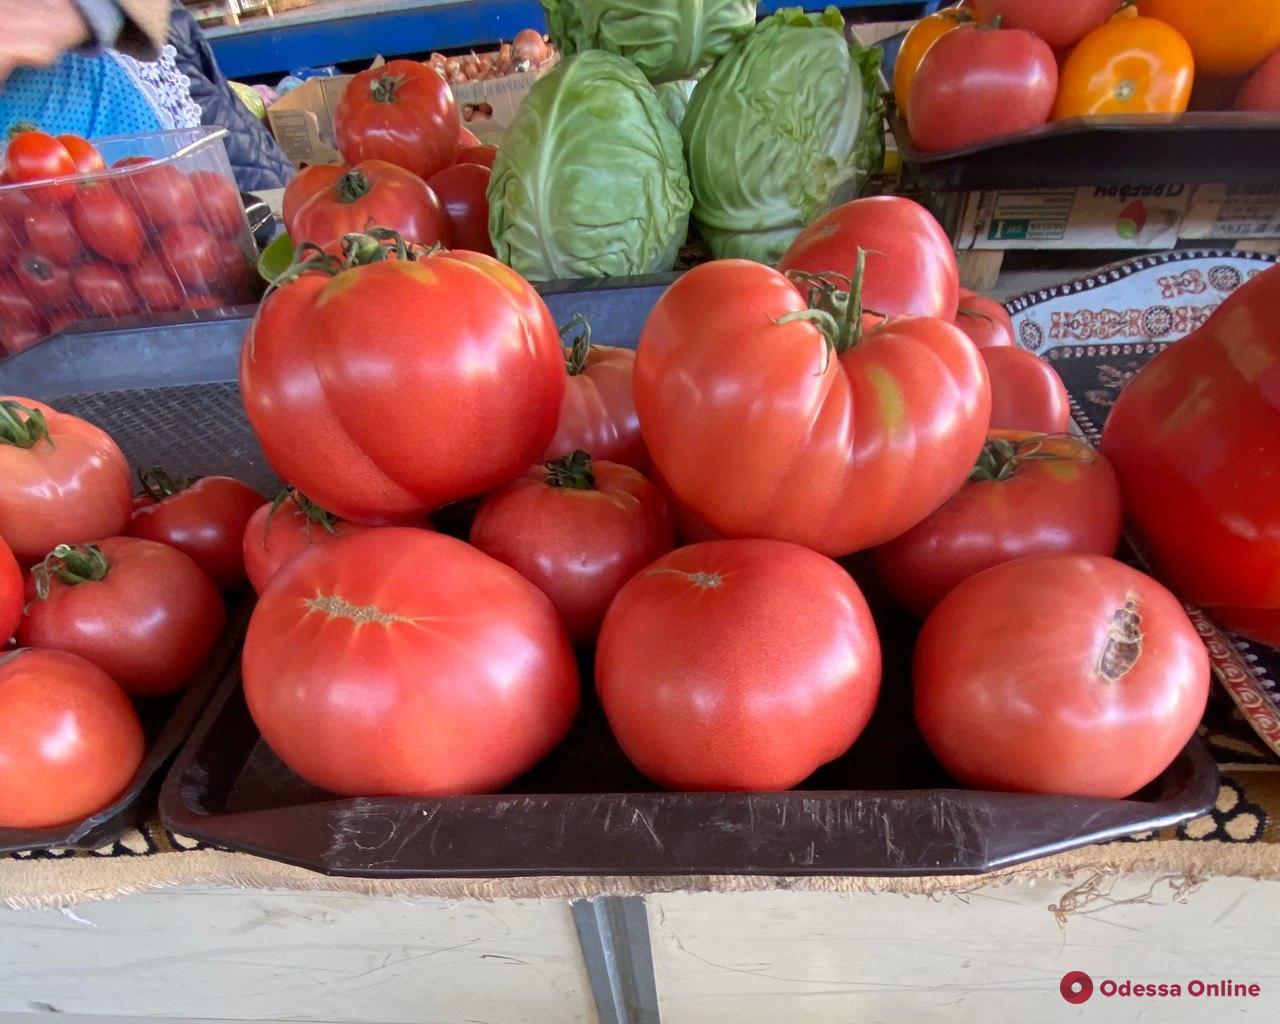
[634,259,990,556]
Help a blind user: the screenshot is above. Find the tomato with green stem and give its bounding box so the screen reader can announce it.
[242,489,375,594]
[471,451,674,645]
[955,287,1014,349]
[17,537,225,697]
[4,130,76,203]
[0,648,144,829]
[291,160,450,253]
[281,163,346,236]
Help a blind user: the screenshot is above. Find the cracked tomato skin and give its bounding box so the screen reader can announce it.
[240,253,565,524]
[634,260,990,556]
[914,553,1210,798]
[241,528,580,796]
[596,539,882,791]
[1101,264,1280,645]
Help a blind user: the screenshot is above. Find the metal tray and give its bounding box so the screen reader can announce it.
[895,112,1280,191]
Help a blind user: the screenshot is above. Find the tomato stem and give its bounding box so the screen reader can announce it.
[561,314,593,376]
[334,169,373,204]
[778,249,871,367]
[270,241,341,293]
[545,450,596,490]
[969,433,1097,483]
[266,487,344,539]
[137,466,195,501]
[369,74,406,104]
[32,543,110,600]
[0,400,50,449]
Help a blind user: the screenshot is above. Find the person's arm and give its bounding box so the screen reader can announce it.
[0,0,169,81]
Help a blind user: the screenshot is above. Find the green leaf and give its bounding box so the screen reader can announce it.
[258,231,296,284]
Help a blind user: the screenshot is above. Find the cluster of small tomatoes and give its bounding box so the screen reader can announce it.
[0,130,257,357]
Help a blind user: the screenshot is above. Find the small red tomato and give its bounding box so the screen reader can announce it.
[119,161,199,232]
[72,183,145,265]
[57,135,106,175]
[281,163,346,236]
[471,452,674,645]
[955,288,1015,348]
[18,537,226,697]
[873,431,1123,615]
[242,490,375,595]
[73,262,137,318]
[188,171,245,239]
[982,346,1071,433]
[15,251,75,311]
[0,648,144,829]
[128,469,263,591]
[214,240,258,303]
[0,274,49,339]
[456,143,497,169]
[23,203,83,266]
[4,131,76,204]
[129,252,184,312]
[426,162,492,254]
[159,223,223,290]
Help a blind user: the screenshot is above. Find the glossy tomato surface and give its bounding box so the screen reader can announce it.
[874,432,1123,615]
[543,327,646,469]
[0,648,144,829]
[242,528,579,796]
[4,132,75,204]
[17,536,225,697]
[1139,0,1280,76]
[894,8,970,120]
[982,346,1071,433]
[1053,15,1194,119]
[0,397,132,566]
[129,473,263,591]
[56,135,105,175]
[1101,264,1280,644]
[954,289,1015,348]
[914,554,1210,798]
[972,0,1116,49]
[242,492,374,594]
[426,162,492,254]
[23,203,82,266]
[471,453,674,645]
[281,163,346,236]
[456,143,497,169]
[71,184,145,265]
[0,537,20,642]
[778,197,959,320]
[128,253,184,312]
[159,224,224,291]
[596,539,881,791]
[15,252,75,312]
[635,260,990,556]
[73,262,136,318]
[120,162,199,232]
[188,171,245,239]
[334,59,460,179]
[241,252,565,523]
[908,25,1058,153]
[1237,48,1280,111]
[291,160,450,252]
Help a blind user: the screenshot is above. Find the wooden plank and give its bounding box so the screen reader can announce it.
[648,874,1280,1023]
[0,887,594,1023]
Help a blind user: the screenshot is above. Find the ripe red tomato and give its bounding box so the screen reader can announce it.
[281,163,346,236]
[119,162,199,232]
[874,432,1122,615]
[982,346,1071,433]
[634,259,990,556]
[542,318,646,469]
[0,648,144,829]
[426,162,491,255]
[188,171,245,239]
[458,125,481,147]
[596,539,881,790]
[1237,48,1280,111]
[471,452,674,644]
[334,59,460,179]
[971,0,1117,50]
[0,397,132,565]
[128,471,262,591]
[242,490,375,594]
[57,135,105,175]
[23,203,83,266]
[241,250,565,523]
[71,183,145,265]
[778,197,960,320]
[4,131,76,204]
[18,536,224,697]
[908,25,1058,153]
[0,537,20,642]
[158,223,224,291]
[291,160,451,252]
[242,528,579,796]
[0,274,49,340]
[955,288,1014,348]
[15,251,74,311]
[1101,264,1280,645]
[129,253,184,312]
[456,143,497,169]
[73,262,137,318]
[915,553,1210,797]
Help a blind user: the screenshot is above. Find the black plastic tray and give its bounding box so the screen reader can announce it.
[896,112,1280,191]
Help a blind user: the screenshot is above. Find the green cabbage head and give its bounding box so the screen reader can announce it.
[656,78,699,129]
[542,0,755,84]
[488,50,692,281]
[682,7,885,263]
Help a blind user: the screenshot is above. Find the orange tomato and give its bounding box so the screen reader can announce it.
[1054,15,1195,119]
[894,7,973,118]
[1138,0,1280,76]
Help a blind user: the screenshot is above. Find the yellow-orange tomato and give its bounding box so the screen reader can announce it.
[1138,0,1280,76]
[1054,15,1195,119]
[894,7,972,118]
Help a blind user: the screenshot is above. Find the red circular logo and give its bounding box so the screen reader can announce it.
[1061,971,1094,1004]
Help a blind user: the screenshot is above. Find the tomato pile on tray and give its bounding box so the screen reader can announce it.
[897,0,1280,153]
[0,130,258,357]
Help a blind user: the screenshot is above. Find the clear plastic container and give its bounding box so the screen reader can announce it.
[0,126,260,358]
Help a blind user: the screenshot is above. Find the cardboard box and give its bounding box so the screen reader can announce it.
[266,54,557,167]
